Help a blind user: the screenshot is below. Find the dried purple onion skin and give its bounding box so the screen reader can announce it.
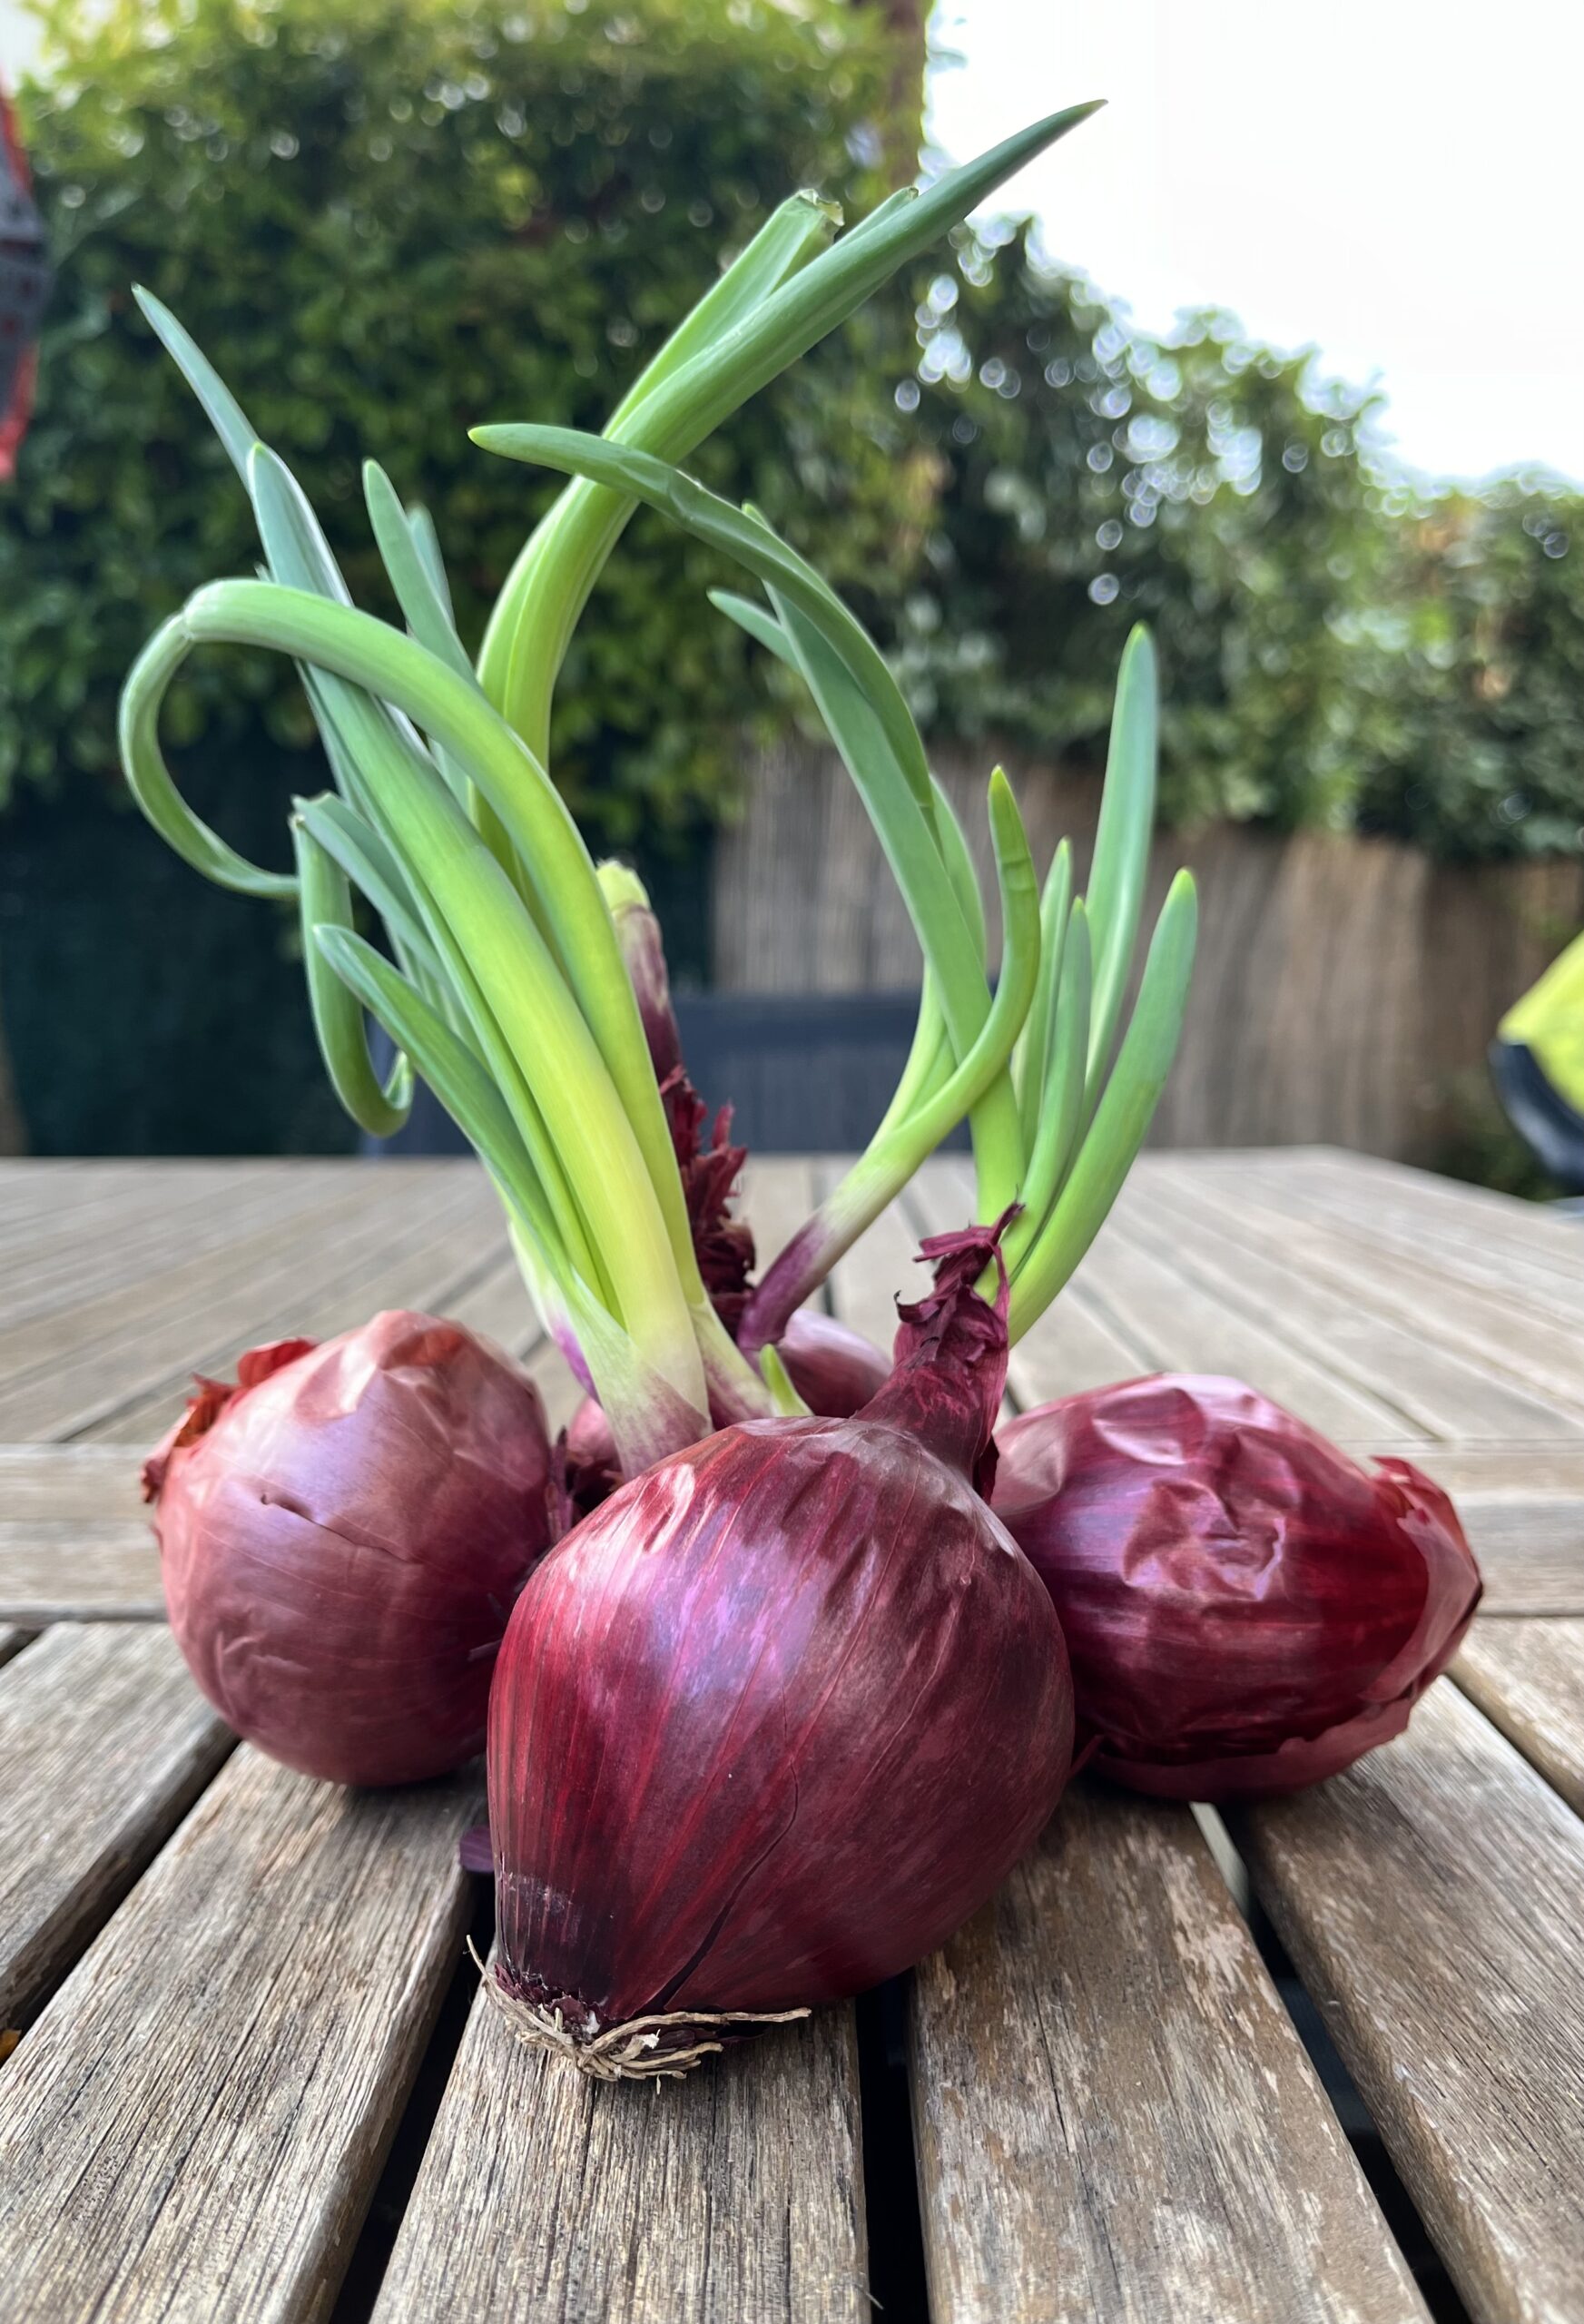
[993,1373,1482,1799]
[145,1311,555,1787]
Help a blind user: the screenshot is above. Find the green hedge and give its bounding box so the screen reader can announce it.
[4,0,917,851]
[891,226,1584,861]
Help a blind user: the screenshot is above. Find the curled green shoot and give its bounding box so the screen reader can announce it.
[120,575,733,1451]
[479,103,1102,753]
[290,816,413,1141]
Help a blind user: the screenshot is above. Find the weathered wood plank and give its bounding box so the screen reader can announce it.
[910,1782,1428,2324]
[1228,1149,1584,1324]
[1147,1167,1584,1421]
[373,1984,869,2324]
[0,1165,503,1443]
[0,1163,357,1334]
[1058,1216,1412,1440]
[0,1169,417,1410]
[1359,1442,1584,1492]
[0,1624,231,2026]
[0,1444,163,1620]
[741,1154,820,1284]
[1453,1620,1584,1815]
[1120,1171,1581,1441]
[0,1522,163,1621]
[81,1178,508,1446]
[439,1256,539,1357]
[1289,1149,1584,1287]
[0,1750,478,2324]
[1229,1682,1584,2324]
[1441,1494,1584,1615]
[0,1440,151,1518]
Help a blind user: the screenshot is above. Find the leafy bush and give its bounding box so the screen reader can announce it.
[3,0,918,849]
[890,225,1584,861]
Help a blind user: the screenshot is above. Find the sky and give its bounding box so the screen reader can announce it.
[5,0,1581,484]
[927,0,1584,487]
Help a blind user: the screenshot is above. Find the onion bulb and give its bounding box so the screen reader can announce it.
[143,1310,555,1786]
[486,1219,1074,2076]
[992,1373,1481,1798]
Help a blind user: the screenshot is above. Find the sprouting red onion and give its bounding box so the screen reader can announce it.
[992,1373,1481,1799]
[143,1310,556,1787]
[487,1218,1074,2074]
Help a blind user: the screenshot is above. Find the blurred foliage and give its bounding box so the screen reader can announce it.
[4,2,1579,873]
[1427,1067,1561,1204]
[1,0,921,851]
[890,224,1584,862]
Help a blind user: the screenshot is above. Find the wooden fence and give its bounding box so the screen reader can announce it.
[712,737,1584,1165]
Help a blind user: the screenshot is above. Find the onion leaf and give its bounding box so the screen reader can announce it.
[1083,625,1157,1103]
[291,815,412,1140]
[1008,871,1197,1338]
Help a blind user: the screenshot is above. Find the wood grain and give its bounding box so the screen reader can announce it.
[0,1162,504,1443]
[1228,1149,1584,1326]
[0,1749,479,2324]
[1230,1682,1584,2324]
[1118,1170,1580,1440]
[373,1984,869,2324]
[910,1781,1428,2324]
[440,1256,539,1357]
[0,1623,231,2025]
[0,1524,164,1620]
[0,1441,147,1518]
[1054,1211,1411,1440]
[83,1177,508,1445]
[1151,1168,1584,1422]
[1453,1620,1584,1814]
[0,1162,338,1329]
[0,1443,162,1620]
[740,1155,819,1284]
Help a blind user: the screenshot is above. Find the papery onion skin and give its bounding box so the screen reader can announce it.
[144,1311,555,1787]
[488,1219,1073,2046]
[992,1373,1482,1799]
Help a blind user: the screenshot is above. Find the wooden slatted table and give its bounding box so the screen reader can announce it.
[1,1149,1580,2324]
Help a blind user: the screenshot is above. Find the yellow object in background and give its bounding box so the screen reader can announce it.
[1500,930,1584,1113]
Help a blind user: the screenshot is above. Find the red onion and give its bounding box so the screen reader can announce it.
[992,1373,1481,1799]
[143,1310,555,1787]
[486,1219,1074,2075]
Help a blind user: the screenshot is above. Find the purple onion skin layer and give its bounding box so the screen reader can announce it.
[992,1373,1482,1800]
[565,1308,890,1483]
[489,1223,1073,2036]
[145,1311,555,1787]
